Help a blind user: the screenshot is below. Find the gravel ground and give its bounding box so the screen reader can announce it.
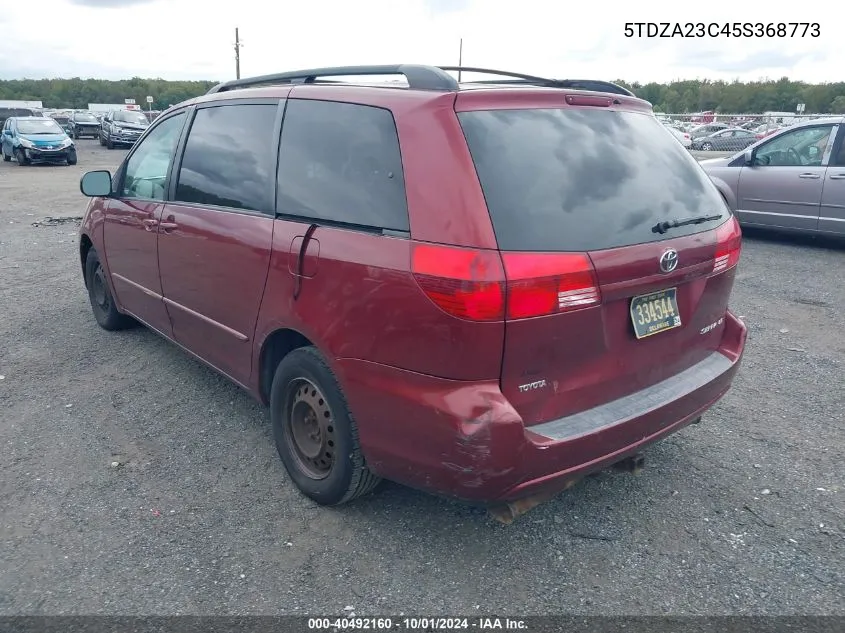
[0,140,843,616]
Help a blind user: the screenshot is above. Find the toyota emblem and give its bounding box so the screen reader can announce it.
[659,248,679,273]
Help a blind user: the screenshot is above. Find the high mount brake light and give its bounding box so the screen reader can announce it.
[713,216,742,274]
[412,245,601,321]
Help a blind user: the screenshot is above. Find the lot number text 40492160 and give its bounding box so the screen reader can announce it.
[624,22,820,38]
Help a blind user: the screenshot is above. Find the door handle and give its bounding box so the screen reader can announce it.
[829,174,845,180]
[159,222,178,232]
[798,173,820,179]
[142,218,158,230]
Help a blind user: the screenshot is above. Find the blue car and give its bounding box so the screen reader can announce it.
[1,116,77,166]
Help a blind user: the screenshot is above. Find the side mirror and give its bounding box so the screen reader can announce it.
[80,170,113,197]
[743,149,754,165]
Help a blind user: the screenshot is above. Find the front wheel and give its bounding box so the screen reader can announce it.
[66,150,78,165]
[84,248,134,331]
[15,148,29,165]
[2,146,9,162]
[106,137,114,150]
[701,142,713,151]
[270,347,381,506]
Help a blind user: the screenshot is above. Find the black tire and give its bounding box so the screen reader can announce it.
[66,151,77,166]
[99,134,105,146]
[71,128,77,140]
[84,248,134,331]
[2,147,9,162]
[270,346,381,506]
[15,149,29,166]
[701,142,713,151]
[106,137,114,150]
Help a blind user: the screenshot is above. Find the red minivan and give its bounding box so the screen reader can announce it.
[77,65,746,520]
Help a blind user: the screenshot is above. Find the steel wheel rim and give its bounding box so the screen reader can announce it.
[285,378,335,480]
[92,265,110,312]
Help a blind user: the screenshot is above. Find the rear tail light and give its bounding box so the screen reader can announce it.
[713,216,742,274]
[412,244,505,321]
[502,252,601,319]
[411,244,601,321]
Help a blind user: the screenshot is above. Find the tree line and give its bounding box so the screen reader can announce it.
[1,76,843,114]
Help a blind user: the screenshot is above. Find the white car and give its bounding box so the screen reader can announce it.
[664,124,692,148]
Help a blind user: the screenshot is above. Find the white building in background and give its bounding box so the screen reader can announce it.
[0,100,43,109]
[88,102,140,114]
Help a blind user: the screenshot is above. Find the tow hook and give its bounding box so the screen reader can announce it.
[613,452,646,475]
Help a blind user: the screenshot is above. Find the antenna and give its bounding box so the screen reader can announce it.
[457,39,463,82]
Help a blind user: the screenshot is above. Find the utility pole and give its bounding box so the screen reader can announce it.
[458,38,463,82]
[234,27,242,79]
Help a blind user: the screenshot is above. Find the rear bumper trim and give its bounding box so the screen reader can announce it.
[530,351,734,442]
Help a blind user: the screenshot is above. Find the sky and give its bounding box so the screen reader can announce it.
[0,0,841,84]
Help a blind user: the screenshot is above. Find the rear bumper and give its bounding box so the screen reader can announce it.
[339,310,747,503]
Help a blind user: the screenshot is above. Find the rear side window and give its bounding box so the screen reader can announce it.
[276,99,409,232]
[175,104,278,213]
[459,108,729,252]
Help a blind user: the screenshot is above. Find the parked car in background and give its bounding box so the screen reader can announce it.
[663,123,692,148]
[50,113,73,135]
[99,109,150,149]
[1,116,77,165]
[76,64,746,517]
[701,116,844,236]
[0,106,40,130]
[69,111,101,139]
[691,128,757,152]
[690,123,730,140]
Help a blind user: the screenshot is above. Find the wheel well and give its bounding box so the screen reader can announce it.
[80,234,93,287]
[259,328,313,404]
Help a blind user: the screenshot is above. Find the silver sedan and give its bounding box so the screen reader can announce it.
[700,117,845,236]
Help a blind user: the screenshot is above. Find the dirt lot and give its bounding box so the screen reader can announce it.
[0,140,843,615]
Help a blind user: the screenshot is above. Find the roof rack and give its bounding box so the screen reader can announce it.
[438,66,635,97]
[206,64,459,94]
[205,64,635,98]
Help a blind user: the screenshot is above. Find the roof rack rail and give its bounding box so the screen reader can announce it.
[206,64,459,95]
[438,66,635,97]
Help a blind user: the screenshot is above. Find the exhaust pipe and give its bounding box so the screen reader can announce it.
[613,452,645,475]
[487,479,579,525]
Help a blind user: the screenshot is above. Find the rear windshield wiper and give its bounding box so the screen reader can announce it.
[652,214,722,234]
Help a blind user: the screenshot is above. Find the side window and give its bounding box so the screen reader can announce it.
[174,103,278,213]
[755,125,834,167]
[834,137,845,167]
[121,112,185,200]
[276,99,409,232]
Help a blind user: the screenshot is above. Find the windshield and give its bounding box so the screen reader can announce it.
[115,111,149,125]
[17,119,64,135]
[75,113,98,122]
[458,107,729,252]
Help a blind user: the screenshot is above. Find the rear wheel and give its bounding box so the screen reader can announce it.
[701,142,713,151]
[85,249,134,331]
[270,347,381,506]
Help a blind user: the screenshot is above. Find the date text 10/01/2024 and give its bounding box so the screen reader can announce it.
[624,22,820,38]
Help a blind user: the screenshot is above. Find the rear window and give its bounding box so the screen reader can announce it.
[458,108,729,252]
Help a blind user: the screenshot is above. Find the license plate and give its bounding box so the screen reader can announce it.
[630,288,682,339]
